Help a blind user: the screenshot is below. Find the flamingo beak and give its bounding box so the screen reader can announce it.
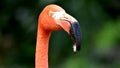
[50,11,81,52]
[67,20,81,52]
[59,14,81,52]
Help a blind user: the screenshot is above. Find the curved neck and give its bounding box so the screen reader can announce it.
[35,28,51,68]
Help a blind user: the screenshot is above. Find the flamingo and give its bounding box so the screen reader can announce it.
[36,4,81,68]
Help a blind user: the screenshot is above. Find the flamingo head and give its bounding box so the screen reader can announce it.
[39,4,81,52]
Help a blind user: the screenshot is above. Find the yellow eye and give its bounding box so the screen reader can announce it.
[49,10,54,17]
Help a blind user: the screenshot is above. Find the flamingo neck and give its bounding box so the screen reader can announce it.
[36,28,51,68]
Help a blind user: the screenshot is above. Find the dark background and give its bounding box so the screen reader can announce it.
[0,0,120,68]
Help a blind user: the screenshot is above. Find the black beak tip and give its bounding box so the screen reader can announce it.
[70,21,81,52]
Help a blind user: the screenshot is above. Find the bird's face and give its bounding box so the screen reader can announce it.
[39,4,81,52]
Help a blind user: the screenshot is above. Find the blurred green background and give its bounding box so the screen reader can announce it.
[0,0,120,68]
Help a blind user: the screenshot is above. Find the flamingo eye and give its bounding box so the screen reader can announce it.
[49,10,65,20]
[49,11,54,17]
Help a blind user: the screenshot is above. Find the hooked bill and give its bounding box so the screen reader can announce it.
[70,21,81,52]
